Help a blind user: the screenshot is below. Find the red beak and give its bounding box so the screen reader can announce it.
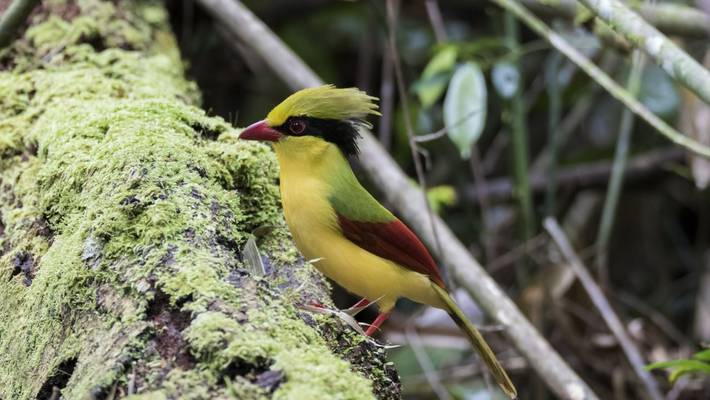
[239,120,282,142]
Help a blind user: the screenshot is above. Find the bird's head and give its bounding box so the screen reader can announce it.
[239,85,379,157]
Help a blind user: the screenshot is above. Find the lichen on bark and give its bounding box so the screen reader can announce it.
[0,1,399,399]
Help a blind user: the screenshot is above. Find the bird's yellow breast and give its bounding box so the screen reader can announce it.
[273,138,442,312]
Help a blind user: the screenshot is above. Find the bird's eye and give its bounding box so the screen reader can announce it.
[288,119,306,135]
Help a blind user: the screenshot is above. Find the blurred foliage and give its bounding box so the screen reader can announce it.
[427,184,458,213]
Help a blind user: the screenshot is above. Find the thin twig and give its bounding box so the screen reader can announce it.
[0,0,41,49]
[544,217,664,400]
[488,0,710,158]
[200,1,601,398]
[545,51,562,217]
[595,51,646,287]
[470,146,496,263]
[414,107,484,143]
[616,292,693,349]
[540,192,601,300]
[504,11,535,283]
[378,40,396,149]
[424,0,447,43]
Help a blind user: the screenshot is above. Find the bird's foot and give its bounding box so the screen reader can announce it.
[364,312,391,336]
[299,300,368,335]
[299,302,398,347]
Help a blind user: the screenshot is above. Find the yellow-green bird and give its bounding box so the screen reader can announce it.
[240,85,517,399]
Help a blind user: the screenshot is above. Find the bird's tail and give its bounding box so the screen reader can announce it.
[431,283,517,399]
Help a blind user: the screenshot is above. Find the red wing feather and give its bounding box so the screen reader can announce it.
[337,214,446,288]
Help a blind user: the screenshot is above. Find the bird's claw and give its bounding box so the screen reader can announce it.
[298,301,368,336]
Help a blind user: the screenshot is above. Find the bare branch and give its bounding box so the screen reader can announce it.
[544,217,663,400]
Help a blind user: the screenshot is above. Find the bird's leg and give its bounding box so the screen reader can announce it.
[365,312,391,336]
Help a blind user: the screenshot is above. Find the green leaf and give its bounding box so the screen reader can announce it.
[646,360,690,370]
[646,358,710,383]
[666,360,710,383]
[415,46,458,108]
[443,62,487,159]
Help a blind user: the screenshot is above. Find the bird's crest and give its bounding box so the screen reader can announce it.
[266,85,380,127]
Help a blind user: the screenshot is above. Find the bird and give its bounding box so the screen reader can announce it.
[239,85,517,399]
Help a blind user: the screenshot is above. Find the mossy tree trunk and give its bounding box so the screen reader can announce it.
[0,1,399,399]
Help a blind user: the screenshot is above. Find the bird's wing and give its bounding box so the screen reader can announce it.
[334,211,446,288]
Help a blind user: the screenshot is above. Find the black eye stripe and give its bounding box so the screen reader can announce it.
[275,116,362,157]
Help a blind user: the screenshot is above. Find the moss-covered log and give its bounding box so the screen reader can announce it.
[0,1,399,399]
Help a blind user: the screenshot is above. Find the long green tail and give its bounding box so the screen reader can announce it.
[431,283,518,399]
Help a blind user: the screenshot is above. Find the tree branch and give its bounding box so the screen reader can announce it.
[574,0,710,105]
[195,0,601,398]
[521,0,710,38]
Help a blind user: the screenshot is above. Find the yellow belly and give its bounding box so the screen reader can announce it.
[279,174,443,312]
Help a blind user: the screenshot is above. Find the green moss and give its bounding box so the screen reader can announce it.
[185,309,374,400]
[160,369,227,400]
[0,1,393,399]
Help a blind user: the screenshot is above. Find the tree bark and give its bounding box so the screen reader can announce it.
[0,1,399,399]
